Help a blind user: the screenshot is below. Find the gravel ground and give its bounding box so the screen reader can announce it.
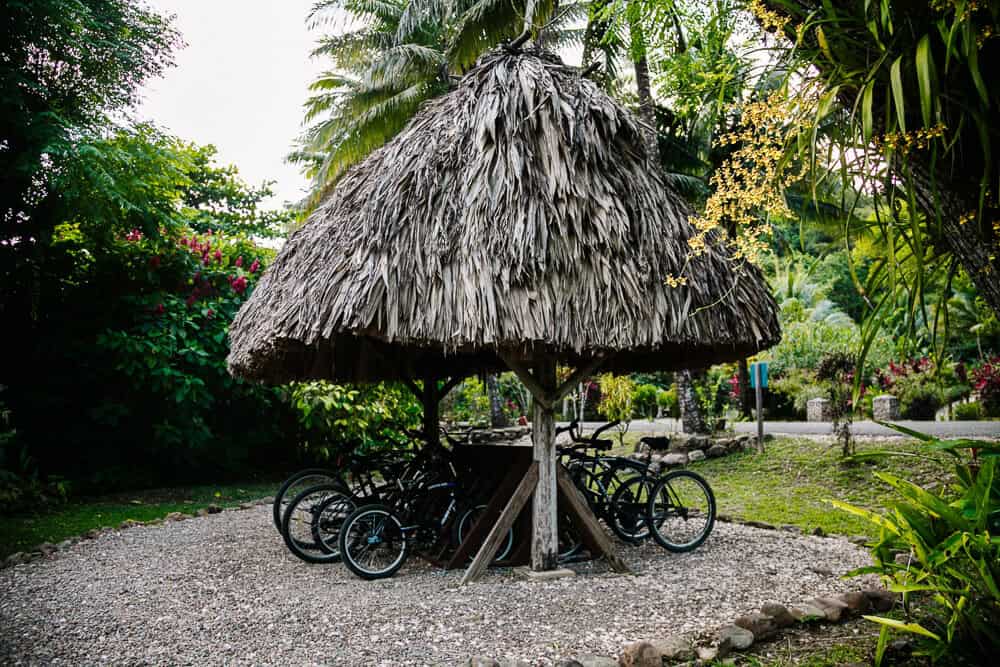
[0,506,877,666]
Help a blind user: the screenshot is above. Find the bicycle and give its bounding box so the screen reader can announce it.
[337,444,513,579]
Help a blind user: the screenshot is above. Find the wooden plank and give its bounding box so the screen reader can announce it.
[439,375,465,399]
[461,462,539,585]
[498,351,552,409]
[556,466,631,574]
[531,357,558,571]
[445,458,529,569]
[552,355,609,404]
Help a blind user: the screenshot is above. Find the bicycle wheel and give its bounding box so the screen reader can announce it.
[565,460,610,517]
[646,470,716,552]
[339,504,410,580]
[312,492,358,558]
[609,475,655,544]
[280,484,352,564]
[557,509,584,562]
[272,468,341,530]
[454,505,514,563]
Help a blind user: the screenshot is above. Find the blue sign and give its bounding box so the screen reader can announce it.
[750,362,769,388]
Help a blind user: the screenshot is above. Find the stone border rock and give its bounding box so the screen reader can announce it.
[1,496,274,570]
[630,433,759,470]
[614,587,895,666]
[459,588,896,667]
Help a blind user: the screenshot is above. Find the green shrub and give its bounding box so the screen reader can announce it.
[656,386,680,418]
[441,378,491,425]
[598,374,635,447]
[834,430,1000,665]
[291,382,420,458]
[876,358,969,420]
[632,384,659,420]
[952,401,982,421]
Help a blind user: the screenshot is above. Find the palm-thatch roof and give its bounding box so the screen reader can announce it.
[228,47,780,385]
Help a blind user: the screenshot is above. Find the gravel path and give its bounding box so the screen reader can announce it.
[0,506,877,666]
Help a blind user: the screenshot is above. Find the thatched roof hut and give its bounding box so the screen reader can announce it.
[228,44,781,577]
[227,48,779,386]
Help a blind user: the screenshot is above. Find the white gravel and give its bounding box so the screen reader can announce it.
[0,506,877,665]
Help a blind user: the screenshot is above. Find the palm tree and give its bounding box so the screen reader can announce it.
[292,0,584,207]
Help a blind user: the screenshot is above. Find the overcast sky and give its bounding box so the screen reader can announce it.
[137,1,328,208]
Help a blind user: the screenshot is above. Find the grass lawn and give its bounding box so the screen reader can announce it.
[611,429,953,539]
[0,481,278,559]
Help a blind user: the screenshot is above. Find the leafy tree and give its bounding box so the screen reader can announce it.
[752,1,1000,320]
[8,126,299,489]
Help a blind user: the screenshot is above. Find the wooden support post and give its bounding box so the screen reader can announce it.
[461,462,539,585]
[556,467,631,573]
[531,356,558,571]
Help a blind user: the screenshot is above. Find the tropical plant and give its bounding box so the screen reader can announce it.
[971,357,1000,418]
[292,0,584,204]
[834,427,1000,665]
[290,382,421,458]
[752,0,1000,323]
[815,351,857,456]
[632,383,660,420]
[598,374,636,446]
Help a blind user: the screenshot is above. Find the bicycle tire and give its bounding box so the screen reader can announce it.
[609,475,655,544]
[311,491,358,558]
[272,468,341,530]
[646,470,716,552]
[454,505,514,563]
[339,504,410,580]
[280,484,352,564]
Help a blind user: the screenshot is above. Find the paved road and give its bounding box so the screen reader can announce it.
[572,419,1000,439]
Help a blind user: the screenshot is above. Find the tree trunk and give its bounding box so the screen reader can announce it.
[677,369,707,434]
[904,157,1000,319]
[582,0,612,89]
[738,358,752,418]
[632,50,659,162]
[485,374,508,428]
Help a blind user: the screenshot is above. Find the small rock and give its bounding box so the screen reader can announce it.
[760,602,795,628]
[734,612,778,640]
[863,589,896,612]
[894,551,912,566]
[662,453,688,467]
[808,565,833,576]
[848,534,870,546]
[239,502,255,510]
[706,444,727,458]
[837,591,871,614]
[195,508,209,517]
[4,552,28,568]
[84,528,102,539]
[118,519,140,529]
[57,540,73,549]
[788,602,826,622]
[686,435,710,450]
[686,450,706,462]
[780,524,801,533]
[743,520,776,530]
[695,646,717,663]
[811,596,849,622]
[651,636,694,662]
[554,660,583,667]
[37,542,58,556]
[811,526,826,537]
[575,656,617,667]
[466,658,500,667]
[164,512,185,522]
[716,625,753,658]
[618,641,659,667]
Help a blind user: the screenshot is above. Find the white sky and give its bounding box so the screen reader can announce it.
[137,1,327,208]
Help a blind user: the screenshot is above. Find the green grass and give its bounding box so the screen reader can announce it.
[0,482,277,558]
[611,430,951,538]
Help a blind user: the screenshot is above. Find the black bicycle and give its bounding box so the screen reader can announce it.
[337,444,513,579]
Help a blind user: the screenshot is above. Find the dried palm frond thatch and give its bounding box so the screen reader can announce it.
[228,47,780,384]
